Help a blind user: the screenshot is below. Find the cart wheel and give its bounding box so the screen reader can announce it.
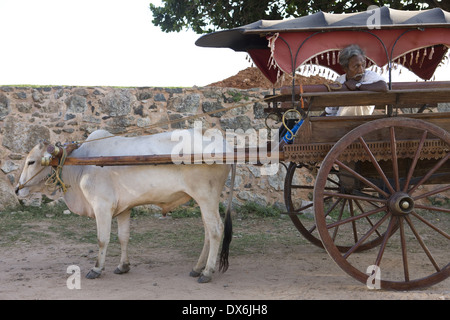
[284,162,324,248]
[314,117,450,290]
[285,161,387,252]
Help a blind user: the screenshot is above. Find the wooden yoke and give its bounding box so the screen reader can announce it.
[41,143,79,166]
[47,143,79,158]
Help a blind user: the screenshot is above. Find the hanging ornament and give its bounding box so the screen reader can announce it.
[429,46,435,60]
[420,48,426,68]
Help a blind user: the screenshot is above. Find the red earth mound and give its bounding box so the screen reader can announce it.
[207,67,330,89]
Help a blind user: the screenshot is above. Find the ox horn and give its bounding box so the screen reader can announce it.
[39,139,50,149]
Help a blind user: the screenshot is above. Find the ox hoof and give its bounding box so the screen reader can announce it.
[189,270,201,278]
[197,275,212,283]
[86,269,101,279]
[114,264,130,275]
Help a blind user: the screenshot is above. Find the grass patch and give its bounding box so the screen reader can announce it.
[0,201,96,246]
[237,201,281,219]
[0,200,298,257]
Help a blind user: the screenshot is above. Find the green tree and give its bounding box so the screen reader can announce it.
[150,0,450,34]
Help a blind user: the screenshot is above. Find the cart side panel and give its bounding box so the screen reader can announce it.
[284,112,450,163]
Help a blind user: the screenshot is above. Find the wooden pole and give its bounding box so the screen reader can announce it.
[47,150,285,167]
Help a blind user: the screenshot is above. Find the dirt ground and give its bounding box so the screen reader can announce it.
[1,69,448,301]
[0,213,448,301]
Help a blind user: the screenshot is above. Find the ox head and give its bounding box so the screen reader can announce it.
[15,140,52,198]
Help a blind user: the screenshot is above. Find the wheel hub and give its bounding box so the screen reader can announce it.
[388,192,414,216]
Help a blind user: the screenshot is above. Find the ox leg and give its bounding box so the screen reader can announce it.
[196,201,224,283]
[190,228,210,278]
[114,210,131,275]
[86,210,112,279]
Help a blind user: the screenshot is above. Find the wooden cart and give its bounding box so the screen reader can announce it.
[264,84,450,290]
[44,7,449,290]
[194,6,450,290]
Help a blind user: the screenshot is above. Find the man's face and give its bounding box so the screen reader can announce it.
[344,54,366,81]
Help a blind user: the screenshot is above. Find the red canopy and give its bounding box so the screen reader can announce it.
[251,28,450,82]
[196,7,450,83]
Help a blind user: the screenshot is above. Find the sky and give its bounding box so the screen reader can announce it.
[0,0,447,87]
[0,0,250,87]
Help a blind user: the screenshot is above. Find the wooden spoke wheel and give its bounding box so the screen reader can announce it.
[284,162,325,248]
[314,117,450,290]
[284,162,387,252]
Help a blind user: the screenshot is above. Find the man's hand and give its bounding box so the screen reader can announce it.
[344,79,359,91]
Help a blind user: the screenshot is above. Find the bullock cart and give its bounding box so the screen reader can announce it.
[195,6,450,290]
[44,7,449,290]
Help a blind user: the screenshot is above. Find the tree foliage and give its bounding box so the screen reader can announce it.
[150,0,450,34]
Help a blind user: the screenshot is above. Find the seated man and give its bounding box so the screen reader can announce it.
[325,44,388,117]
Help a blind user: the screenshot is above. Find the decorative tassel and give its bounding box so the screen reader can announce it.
[267,33,280,70]
[429,46,434,60]
[420,48,426,68]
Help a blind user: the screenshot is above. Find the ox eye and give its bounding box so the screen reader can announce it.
[27,160,36,166]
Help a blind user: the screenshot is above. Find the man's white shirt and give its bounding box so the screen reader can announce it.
[325,70,387,117]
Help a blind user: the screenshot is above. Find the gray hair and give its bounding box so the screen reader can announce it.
[339,45,366,68]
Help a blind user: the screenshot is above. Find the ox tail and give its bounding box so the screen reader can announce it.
[219,164,236,273]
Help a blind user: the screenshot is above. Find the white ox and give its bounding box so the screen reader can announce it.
[16,129,235,283]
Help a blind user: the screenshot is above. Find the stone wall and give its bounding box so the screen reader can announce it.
[0,85,289,210]
[2,86,448,212]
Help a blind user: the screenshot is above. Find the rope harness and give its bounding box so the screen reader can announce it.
[45,146,70,194]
